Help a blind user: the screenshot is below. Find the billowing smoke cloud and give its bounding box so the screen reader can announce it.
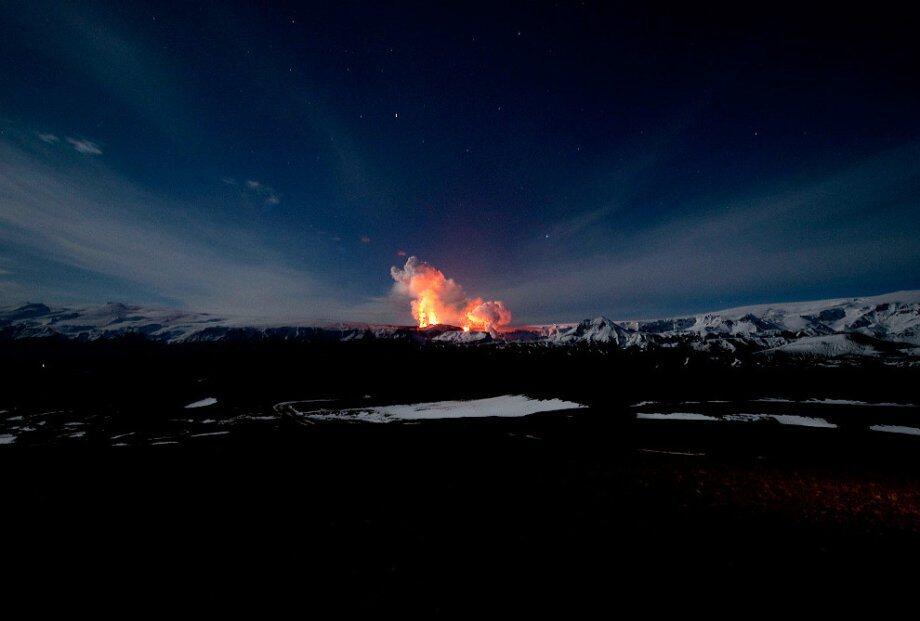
[466,300,512,329]
[390,256,512,331]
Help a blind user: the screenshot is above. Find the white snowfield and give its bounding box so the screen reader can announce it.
[630,289,920,337]
[870,424,920,436]
[770,414,837,428]
[432,330,492,343]
[288,395,586,423]
[635,412,718,422]
[637,411,837,428]
[754,398,915,407]
[626,290,920,355]
[634,398,917,408]
[759,334,884,358]
[537,316,650,347]
[1,289,919,358]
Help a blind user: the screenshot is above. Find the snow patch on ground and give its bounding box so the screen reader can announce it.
[869,424,920,436]
[635,412,719,421]
[637,412,837,428]
[638,448,706,456]
[754,398,915,407]
[184,397,217,409]
[722,413,770,422]
[0,434,16,445]
[762,334,881,358]
[770,415,837,428]
[292,395,585,423]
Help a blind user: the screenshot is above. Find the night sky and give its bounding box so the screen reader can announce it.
[1,1,918,323]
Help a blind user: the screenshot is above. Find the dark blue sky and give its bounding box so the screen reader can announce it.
[1,1,918,322]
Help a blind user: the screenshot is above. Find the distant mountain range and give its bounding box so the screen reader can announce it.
[2,291,919,362]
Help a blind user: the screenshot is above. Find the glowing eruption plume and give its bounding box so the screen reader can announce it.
[390,256,512,332]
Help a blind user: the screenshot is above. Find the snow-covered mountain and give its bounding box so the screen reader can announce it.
[626,290,920,346]
[0,301,400,343]
[2,291,919,361]
[537,316,651,348]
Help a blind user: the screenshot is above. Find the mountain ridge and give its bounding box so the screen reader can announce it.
[2,290,919,361]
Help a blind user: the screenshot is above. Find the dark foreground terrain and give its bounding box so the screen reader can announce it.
[3,338,920,611]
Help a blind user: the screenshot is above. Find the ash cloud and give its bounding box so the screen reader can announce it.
[390,256,511,331]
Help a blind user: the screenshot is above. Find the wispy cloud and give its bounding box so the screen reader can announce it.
[223,177,282,206]
[66,137,102,155]
[37,133,59,143]
[246,179,281,206]
[0,136,344,319]
[497,142,920,321]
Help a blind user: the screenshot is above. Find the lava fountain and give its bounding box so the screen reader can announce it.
[390,256,512,332]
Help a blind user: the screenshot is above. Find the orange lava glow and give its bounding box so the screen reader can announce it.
[391,256,512,332]
[415,294,439,328]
